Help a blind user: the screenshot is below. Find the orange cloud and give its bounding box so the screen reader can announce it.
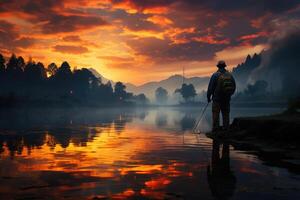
[216,19,228,28]
[145,177,171,189]
[98,56,134,62]
[215,44,267,66]
[112,0,139,14]
[0,20,36,54]
[63,0,111,9]
[61,35,100,48]
[239,32,268,41]
[165,27,196,44]
[62,35,82,42]
[122,27,165,39]
[250,14,272,29]
[192,35,230,45]
[143,6,170,14]
[0,0,298,85]
[110,0,170,14]
[53,45,89,54]
[146,15,173,26]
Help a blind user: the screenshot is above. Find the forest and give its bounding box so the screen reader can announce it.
[0,54,148,107]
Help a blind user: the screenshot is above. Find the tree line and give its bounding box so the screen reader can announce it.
[155,83,197,105]
[0,54,148,107]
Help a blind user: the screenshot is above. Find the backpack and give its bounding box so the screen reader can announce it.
[215,72,235,97]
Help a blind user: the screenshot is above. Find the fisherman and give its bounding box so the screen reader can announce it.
[207,61,236,132]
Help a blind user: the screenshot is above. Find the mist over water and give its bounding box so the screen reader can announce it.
[250,28,300,96]
[0,107,297,199]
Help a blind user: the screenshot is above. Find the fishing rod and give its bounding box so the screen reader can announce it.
[192,102,210,133]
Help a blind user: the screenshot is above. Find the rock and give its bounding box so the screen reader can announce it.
[229,112,300,142]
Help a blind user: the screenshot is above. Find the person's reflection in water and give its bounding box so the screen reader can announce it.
[207,140,236,200]
[180,114,196,131]
[155,111,168,128]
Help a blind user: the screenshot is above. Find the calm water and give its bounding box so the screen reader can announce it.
[0,107,299,199]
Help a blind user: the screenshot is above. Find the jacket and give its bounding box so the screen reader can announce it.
[207,68,236,102]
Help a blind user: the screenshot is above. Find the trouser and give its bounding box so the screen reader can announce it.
[212,100,230,130]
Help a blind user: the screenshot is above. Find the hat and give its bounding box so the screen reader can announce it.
[217,60,226,68]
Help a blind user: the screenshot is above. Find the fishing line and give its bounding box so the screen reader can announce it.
[192,102,210,133]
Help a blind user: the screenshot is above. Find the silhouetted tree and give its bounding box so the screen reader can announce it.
[51,61,73,97]
[0,54,5,76]
[6,54,22,79]
[244,80,268,97]
[134,93,149,105]
[17,56,25,71]
[47,63,58,77]
[94,81,114,103]
[24,60,35,79]
[114,82,127,101]
[24,61,47,82]
[155,87,168,104]
[36,62,47,80]
[72,68,97,99]
[0,53,147,107]
[57,61,72,77]
[175,83,197,102]
[6,54,17,71]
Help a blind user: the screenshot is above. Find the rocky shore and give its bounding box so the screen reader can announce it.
[229,111,300,142]
[206,110,300,174]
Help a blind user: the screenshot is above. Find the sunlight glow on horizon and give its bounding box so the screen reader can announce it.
[0,0,295,84]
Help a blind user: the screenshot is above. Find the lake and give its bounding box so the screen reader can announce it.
[0,107,299,199]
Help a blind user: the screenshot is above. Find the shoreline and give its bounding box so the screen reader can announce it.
[206,111,300,174]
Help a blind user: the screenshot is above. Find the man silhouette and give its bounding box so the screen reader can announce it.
[207,61,236,132]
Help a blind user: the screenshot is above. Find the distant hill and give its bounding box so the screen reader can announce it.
[232,30,300,97]
[89,68,209,100]
[232,52,263,90]
[124,74,209,99]
[88,68,114,84]
[90,51,264,100]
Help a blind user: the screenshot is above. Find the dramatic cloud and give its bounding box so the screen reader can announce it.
[98,56,134,62]
[126,36,228,63]
[0,20,36,53]
[146,15,173,27]
[40,14,108,34]
[62,35,83,42]
[0,0,299,84]
[0,0,109,34]
[53,45,89,54]
[110,0,300,15]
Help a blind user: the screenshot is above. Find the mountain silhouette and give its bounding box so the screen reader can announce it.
[126,75,209,99]
[232,52,263,90]
[90,69,209,100]
[88,68,113,84]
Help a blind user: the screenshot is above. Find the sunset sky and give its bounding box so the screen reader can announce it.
[0,0,299,84]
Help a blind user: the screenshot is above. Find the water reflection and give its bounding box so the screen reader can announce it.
[0,107,298,199]
[155,111,168,128]
[0,108,147,157]
[180,114,196,131]
[207,140,236,200]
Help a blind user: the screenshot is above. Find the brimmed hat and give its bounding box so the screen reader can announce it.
[217,60,226,68]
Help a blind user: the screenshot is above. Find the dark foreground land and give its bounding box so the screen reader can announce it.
[207,111,300,174]
[230,111,300,142]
